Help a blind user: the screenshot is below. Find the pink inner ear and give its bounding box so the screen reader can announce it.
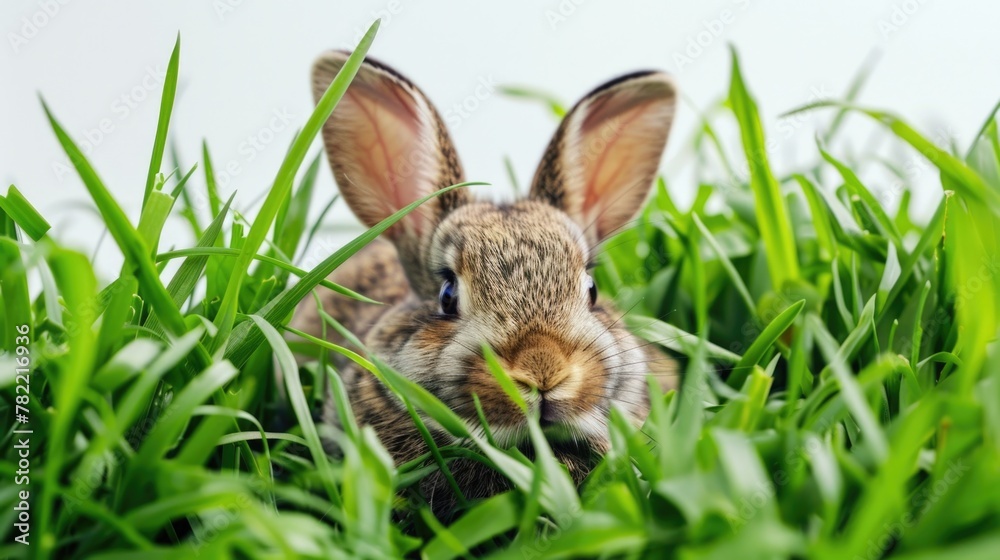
[575,96,664,236]
[327,73,441,236]
[347,85,428,216]
[580,99,651,204]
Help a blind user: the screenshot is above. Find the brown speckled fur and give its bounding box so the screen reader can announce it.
[293,51,678,516]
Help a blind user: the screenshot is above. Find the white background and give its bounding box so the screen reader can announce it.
[3,0,999,278]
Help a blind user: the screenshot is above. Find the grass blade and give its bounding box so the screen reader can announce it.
[0,185,50,241]
[728,299,805,388]
[142,35,180,208]
[727,47,800,290]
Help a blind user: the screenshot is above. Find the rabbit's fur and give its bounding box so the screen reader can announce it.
[289,51,678,512]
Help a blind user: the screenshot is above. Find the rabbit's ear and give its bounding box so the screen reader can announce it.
[529,72,677,245]
[312,51,468,243]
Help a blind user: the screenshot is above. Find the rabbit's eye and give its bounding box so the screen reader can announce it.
[587,275,598,306]
[439,273,459,316]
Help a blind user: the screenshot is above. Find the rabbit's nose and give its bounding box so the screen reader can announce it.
[505,334,572,392]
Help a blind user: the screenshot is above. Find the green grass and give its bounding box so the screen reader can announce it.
[3,23,1000,559]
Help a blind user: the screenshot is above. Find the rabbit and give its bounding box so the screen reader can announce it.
[289,50,678,512]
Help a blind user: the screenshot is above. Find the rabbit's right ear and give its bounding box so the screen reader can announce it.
[312,51,468,292]
[529,72,677,247]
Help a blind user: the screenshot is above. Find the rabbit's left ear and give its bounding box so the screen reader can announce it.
[311,50,468,240]
[529,72,677,246]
